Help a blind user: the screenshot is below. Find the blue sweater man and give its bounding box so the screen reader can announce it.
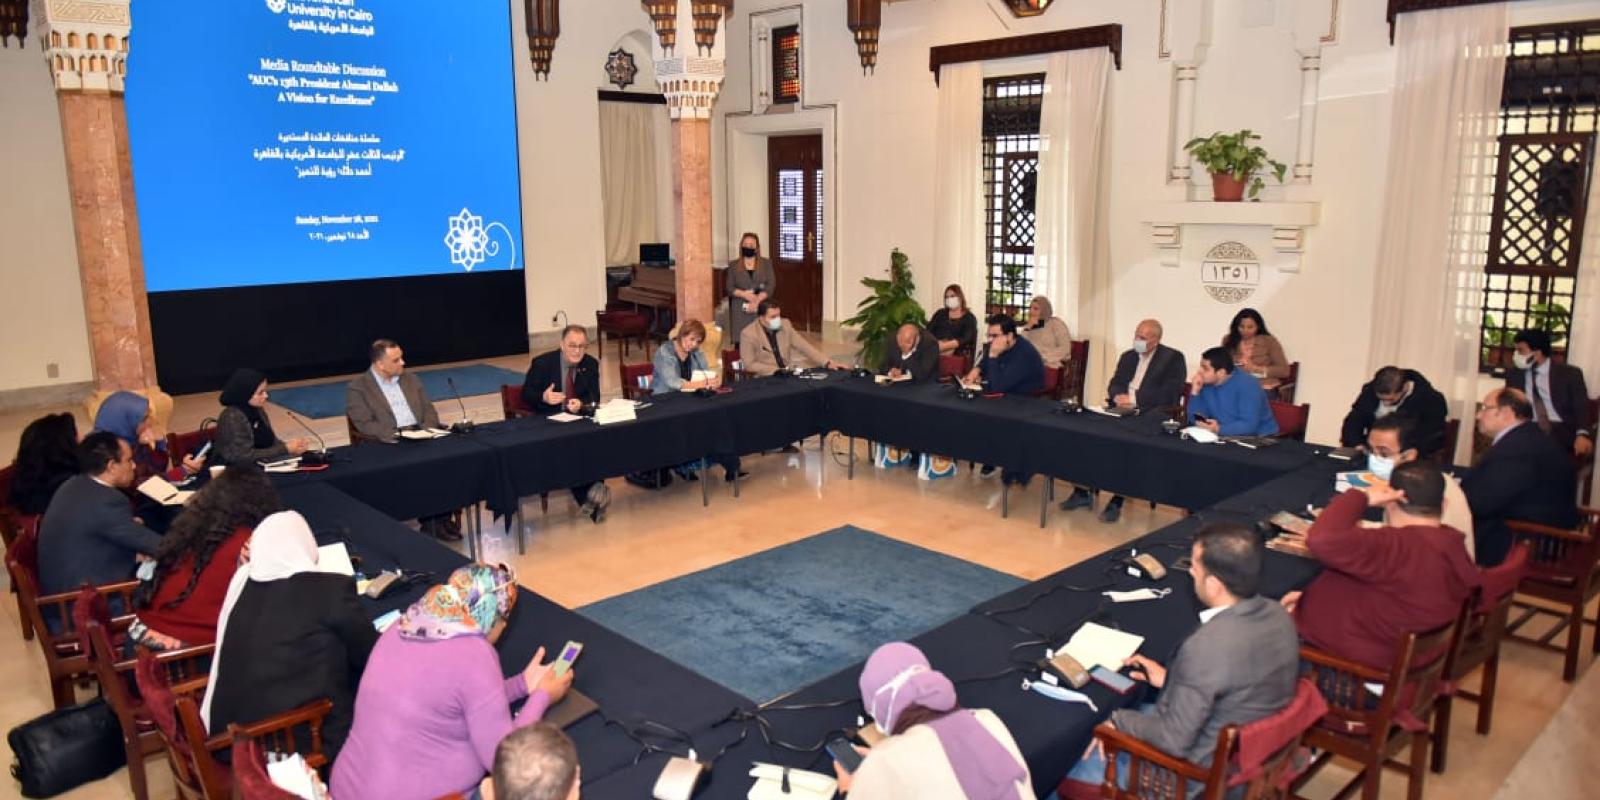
[974,315,1045,395]
[1188,347,1279,436]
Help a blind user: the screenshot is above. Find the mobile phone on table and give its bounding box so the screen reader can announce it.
[1089,665,1138,695]
[826,737,865,773]
[552,641,583,675]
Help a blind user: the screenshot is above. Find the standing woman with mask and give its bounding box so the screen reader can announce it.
[726,232,775,345]
[927,284,978,359]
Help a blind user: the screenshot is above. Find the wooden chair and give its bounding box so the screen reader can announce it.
[937,354,970,383]
[621,362,654,401]
[73,587,214,800]
[1504,507,1600,681]
[499,385,533,420]
[165,422,216,470]
[135,651,334,800]
[1072,678,1327,800]
[230,737,300,800]
[1269,401,1310,442]
[0,464,40,641]
[596,308,650,361]
[1273,362,1300,403]
[1062,339,1090,406]
[1430,543,1530,773]
[1035,365,1063,399]
[1425,418,1461,467]
[1293,617,1462,800]
[1578,396,1599,502]
[4,523,138,708]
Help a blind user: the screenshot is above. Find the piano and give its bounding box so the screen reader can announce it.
[616,263,676,335]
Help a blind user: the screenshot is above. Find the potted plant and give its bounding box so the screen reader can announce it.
[1183,129,1288,202]
[843,249,928,371]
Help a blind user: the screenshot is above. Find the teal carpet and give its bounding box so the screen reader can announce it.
[577,527,1024,703]
[266,364,525,419]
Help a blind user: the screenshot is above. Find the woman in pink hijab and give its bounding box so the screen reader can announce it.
[837,642,1034,799]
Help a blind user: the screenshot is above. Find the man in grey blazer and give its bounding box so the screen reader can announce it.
[346,338,442,443]
[1063,522,1300,788]
[37,433,164,613]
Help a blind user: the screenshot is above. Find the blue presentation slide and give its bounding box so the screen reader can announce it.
[127,0,524,292]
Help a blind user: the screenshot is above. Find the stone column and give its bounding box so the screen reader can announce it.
[644,1,727,326]
[37,0,169,418]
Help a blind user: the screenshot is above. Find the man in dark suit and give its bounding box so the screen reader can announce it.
[1463,387,1580,565]
[37,432,163,602]
[346,338,443,443]
[1062,319,1188,521]
[1061,522,1299,791]
[1503,329,1593,458]
[1339,365,1449,456]
[521,325,610,523]
[879,323,939,384]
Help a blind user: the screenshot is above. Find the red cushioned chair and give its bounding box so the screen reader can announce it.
[937,354,970,384]
[1269,401,1310,442]
[0,463,40,641]
[1430,543,1529,773]
[1060,678,1327,800]
[165,422,216,471]
[1035,365,1063,399]
[230,737,300,800]
[596,308,650,361]
[1273,361,1301,403]
[1062,339,1090,406]
[1426,418,1461,467]
[621,362,655,401]
[500,385,550,513]
[1504,507,1600,681]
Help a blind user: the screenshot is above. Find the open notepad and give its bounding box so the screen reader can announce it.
[137,476,194,506]
[397,428,452,440]
[1060,621,1145,672]
[676,369,718,392]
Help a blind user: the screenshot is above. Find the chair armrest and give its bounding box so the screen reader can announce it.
[1095,723,1212,783]
[227,698,337,766]
[1298,645,1388,682]
[1506,519,1591,543]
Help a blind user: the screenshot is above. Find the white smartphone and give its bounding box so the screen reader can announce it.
[552,641,583,676]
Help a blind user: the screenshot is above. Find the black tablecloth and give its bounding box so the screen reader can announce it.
[823,379,1320,510]
[279,483,752,782]
[269,434,503,521]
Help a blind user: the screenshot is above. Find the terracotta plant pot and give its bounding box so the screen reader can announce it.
[1211,172,1247,202]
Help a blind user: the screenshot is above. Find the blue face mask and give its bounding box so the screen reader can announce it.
[1367,453,1396,480]
[766,317,783,332]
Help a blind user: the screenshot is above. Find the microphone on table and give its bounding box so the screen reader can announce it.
[445,377,476,433]
[284,410,331,466]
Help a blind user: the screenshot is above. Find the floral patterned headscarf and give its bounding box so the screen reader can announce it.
[396,564,517,641]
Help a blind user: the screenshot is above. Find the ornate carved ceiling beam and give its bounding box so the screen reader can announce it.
[928,24,1123,85]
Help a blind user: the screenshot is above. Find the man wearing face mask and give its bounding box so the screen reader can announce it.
[738,300,845,376]
[1279,461,1481,672]
[1365,416,1474,556]
[1503,328,1593,458]
[1060,523,1298,794]
[1061,319,1188,521]
[1339,365,1449,457]
[880,323,939,384]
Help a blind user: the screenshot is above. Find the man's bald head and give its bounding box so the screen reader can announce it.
[896,323,920,351]
[1136,319,1163,346]
[491,722,580,800]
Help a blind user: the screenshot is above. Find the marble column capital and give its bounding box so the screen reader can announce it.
[34,0,130,93]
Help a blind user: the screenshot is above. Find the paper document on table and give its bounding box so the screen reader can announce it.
[316,543,355,577]
[594,399,637,426]
[398,428,450,440]
[1061,622,1144,673]
[874,373,912,385]
[260,457,302,473]
[547,412,583,422]
[747,764,835,800]
[958,379,983,392]
[138,476,193,506]
[677,369,718,391]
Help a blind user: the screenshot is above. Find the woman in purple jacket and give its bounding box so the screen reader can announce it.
[331,565,574,799]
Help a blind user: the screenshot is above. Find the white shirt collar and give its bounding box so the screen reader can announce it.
[90,475,114,490]
[371,367,398,386]
[1198,603,1234,625]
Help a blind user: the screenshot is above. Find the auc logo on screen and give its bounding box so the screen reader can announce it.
[444,208,517,273]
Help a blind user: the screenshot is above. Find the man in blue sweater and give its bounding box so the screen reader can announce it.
[1188,346,1279,436]
[966,314,1045,395]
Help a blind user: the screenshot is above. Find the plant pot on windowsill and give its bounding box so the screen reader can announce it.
[1185,129,1287,202]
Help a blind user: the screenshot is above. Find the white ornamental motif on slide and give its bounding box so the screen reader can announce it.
[442,208,518,272]
[266,0,287,14]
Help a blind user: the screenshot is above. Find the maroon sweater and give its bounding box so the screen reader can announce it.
[1295,490,1481,670]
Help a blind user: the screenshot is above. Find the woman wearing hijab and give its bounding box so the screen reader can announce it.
[725,231,776,345]
[838,642,1033,799]
[1020,296,1073,367]
[331,565,575,800]
[201,511,376,762]
[213,369,309,468]
[93,391,201,485]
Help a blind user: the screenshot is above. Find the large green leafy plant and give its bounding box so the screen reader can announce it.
[1183,129,1288,199]
[843,249,928,371]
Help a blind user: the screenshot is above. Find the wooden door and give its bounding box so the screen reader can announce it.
[767,134,824,332]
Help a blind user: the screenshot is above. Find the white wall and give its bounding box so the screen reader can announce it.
[714,0,1600,444]
[0,43,94,396]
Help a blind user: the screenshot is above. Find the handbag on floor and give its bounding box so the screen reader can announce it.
[8,698,125,798]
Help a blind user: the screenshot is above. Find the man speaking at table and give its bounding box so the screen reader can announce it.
[521,325,610,523]
[740,300,846,375]
[347,338,442,442]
